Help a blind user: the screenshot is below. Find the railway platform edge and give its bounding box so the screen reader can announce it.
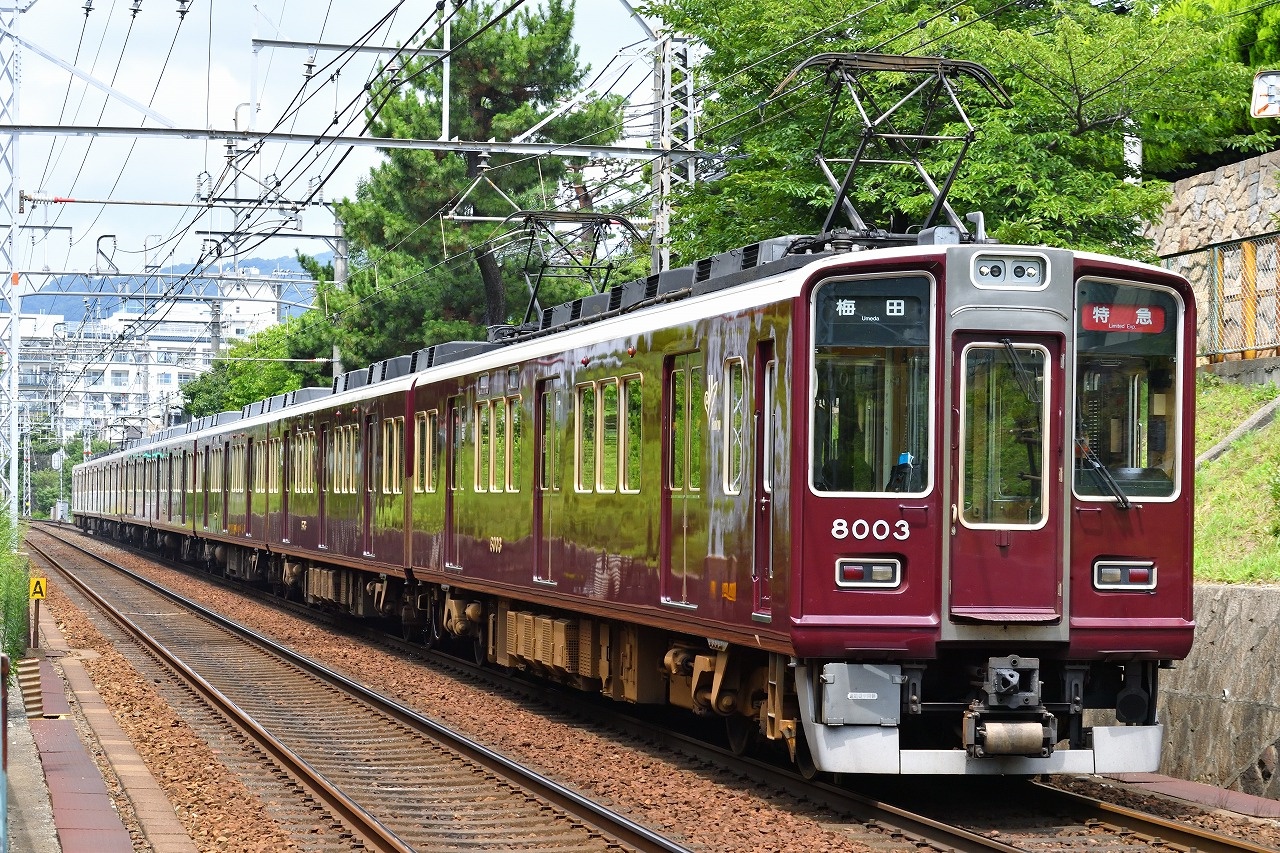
[5,613,198,853]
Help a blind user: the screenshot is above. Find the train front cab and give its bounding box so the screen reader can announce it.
[792,245,1195,774]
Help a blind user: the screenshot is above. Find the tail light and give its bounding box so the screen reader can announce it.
[836,558,901,589]
[1093,560,1155,591]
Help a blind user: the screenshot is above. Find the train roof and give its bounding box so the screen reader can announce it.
[77,229,1183,467]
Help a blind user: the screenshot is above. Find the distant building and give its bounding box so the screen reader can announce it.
[15,270,312,446]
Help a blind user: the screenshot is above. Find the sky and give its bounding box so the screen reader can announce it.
[8,0,654,279]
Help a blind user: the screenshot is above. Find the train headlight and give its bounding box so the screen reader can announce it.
[1093,560,1156,591]
[835,558,901,589]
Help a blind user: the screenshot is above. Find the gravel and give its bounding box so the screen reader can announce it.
[38,531,1280,852]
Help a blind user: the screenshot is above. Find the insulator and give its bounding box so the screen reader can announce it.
[303,54,316,80]
[130,0,141,17]
[176,0,189,19]
[83,0,94,15]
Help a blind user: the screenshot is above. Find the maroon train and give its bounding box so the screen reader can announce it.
[72,229,1195,775]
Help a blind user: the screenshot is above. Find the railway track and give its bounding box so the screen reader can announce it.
[26,525,690,853]
[30,522,1280,853]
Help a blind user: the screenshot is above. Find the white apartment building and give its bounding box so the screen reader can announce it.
[16,271,311,445]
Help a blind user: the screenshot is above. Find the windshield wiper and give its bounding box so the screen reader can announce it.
[1074,412,1131,510]
[1001,339,1041,405]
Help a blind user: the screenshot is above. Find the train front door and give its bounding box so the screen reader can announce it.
[662,352,706,609]
[949,334,1063,622]
[752,340,776,618]
[533,378,565,585]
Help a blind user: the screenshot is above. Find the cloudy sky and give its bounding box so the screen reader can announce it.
[10,0,653,277]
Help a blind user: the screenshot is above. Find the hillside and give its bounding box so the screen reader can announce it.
[1195,374,1280,582]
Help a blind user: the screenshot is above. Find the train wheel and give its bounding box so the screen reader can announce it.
[471,628,487,666]
[725,715,755,756]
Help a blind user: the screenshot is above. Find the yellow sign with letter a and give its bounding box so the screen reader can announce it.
[29,577,46,599]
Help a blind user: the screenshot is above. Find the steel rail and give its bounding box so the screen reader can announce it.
[1029,782,1279,853]
[28,524,692,853]
[26,535,417,853]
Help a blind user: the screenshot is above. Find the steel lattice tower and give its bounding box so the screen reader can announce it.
[0,4,22,522]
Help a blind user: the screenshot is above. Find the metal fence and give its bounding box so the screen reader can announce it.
[1162,231,1280,360]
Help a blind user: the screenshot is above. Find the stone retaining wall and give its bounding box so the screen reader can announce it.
[1159,584,1280,798]
[1148,151,1280,257]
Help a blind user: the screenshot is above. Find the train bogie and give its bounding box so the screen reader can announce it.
[72,233,1195,776]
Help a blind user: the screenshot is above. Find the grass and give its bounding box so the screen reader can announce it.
[0,513,28,668]
[1194,372,1279,457]
[1194,372,1280,582]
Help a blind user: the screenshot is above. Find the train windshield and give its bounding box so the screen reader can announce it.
[1074,279,1182,501]
[810,275,932,495]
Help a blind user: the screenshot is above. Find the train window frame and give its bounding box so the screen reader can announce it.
[723,358,746,496]
[668,354,704,494]
[539,385,563,493]
[475,400,492,492]
[1072,277,1184,505]
[366,415,379,496]
[808,272,936,498]
[382,416,404,494]
[493,398,508,491]
[621,375,642,494]
[414,411,436,493]
[576,382,598,493]
[956,341,1052,531]
[599,378,620,493]
[507,395,522,492]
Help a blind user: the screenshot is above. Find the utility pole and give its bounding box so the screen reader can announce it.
[648,32,695,272]
[0,2,21,521]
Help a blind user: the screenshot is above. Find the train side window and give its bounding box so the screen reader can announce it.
[476,401,492,492]
[669,356,703,493]
[600,379,619,492]
[724,358,746,495]
[366,416,379,495]
[382,417,403,494]
[414,413,428,492]
[622,376,642,493]
[577,383,597,492]
[449,398,464,492]
[539,387,562,492]
[493,399,507,491]
[689,366,703,491]
[508,396,522,492]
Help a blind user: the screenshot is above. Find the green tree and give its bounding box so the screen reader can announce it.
[329,0,624,366]
[181,319,320,417]
[644,0,1269,261]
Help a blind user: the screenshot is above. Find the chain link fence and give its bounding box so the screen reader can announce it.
[1162,231,1280,360]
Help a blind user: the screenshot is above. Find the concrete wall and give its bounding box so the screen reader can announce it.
[1160,584,1280,798]
[1201,356,1280,387]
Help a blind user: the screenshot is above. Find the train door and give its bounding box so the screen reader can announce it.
[949,334,1063,622]
[662,352,706,608]
[221,440,231,532]
[752,340,776,618]
[363,412,377,557]
[318,423,329,548]
[281,431,291,540]
[200,447,210,529]
[533,377,565,585]
[245,438,254,535]
[444,395,463,569]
